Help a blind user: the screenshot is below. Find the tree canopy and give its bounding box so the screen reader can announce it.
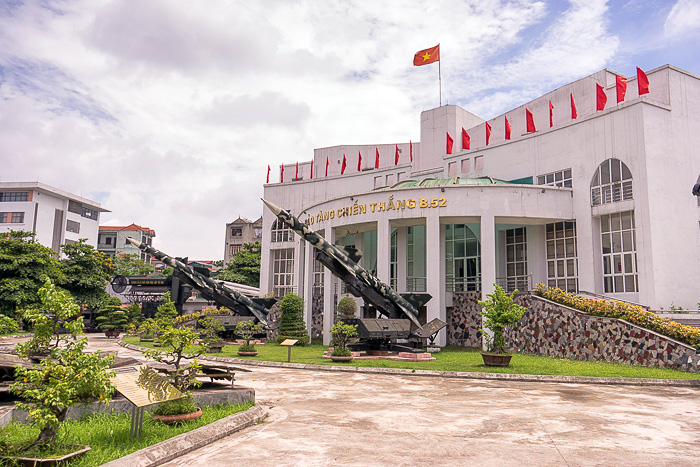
[216,241,261,287]
[60,239,115,310]
[113,253,155,276]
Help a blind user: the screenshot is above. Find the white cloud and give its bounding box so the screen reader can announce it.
[665,0,700,40]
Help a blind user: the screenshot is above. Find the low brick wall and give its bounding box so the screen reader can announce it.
[509,293,700,372]
[446,292,481,347]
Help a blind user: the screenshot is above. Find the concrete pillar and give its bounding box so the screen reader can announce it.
[322,227,336,345]
[376,219,391,284]
[303,238,314,338]
[480,214,497,298]
[396,226,407,292]
[425,214,445,346]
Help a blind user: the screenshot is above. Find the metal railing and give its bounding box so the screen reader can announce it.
[406,277,427,292]
[446,276,481,293]
[495,274,532,293]
[578,290,650,310]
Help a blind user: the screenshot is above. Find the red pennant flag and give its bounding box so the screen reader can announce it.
[570,93,577,119]
[486,122,492,145]
[461,127,470,150]
[374,148,379,169]
[549,101,554,128]
[410,141,413,162]
[526,108,536,133]
[280,164,284,183]
[357,151,362,172]
[446,132,454,154]
[596,83,607,111]
[341,154,347,174]
[295,161,299,180]
[413,44,440,66]
[310,163,313,180]
[616,75,627,103]
[395,145,399,165]
[505,116,511,140]
[266,165,270,183]
[325,156,329,177]
[637,67,649,95]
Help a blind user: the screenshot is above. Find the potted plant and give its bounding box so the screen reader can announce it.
[138,318,158,342]
[198,316,226,353]
[478,284,527,366]
[329,322,358,362]
[7,279,114,464]
[235,320,263,356]
[143,324,204,423]
[95,296,128,338]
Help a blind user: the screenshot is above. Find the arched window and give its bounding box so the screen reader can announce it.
[271,219,293,242]
[590,159,633,206]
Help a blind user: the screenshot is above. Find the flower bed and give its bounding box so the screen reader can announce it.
[535,284,700,351]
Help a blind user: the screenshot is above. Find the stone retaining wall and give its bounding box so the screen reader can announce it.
[311,293,324,339]
[446,292,481,347]
[509,294,700,372]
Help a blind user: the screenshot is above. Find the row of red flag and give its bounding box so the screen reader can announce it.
[445,67,650,154]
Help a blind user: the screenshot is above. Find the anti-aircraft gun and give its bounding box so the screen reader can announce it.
[124,238,274,329]
[262,199,446,351]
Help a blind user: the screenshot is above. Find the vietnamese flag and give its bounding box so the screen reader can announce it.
[375,148,379,169]
[341,154,347,174]
[413,44,440,66]
[395,144,400,165]
[616,75,627,103]
[549,101,554,128]
[505,116,511,140]
[596,83,607,111]
[446,132,453,154]
[461,127,470,150]
[310,163,313,180]
[486,122,492,145]
[526,108,536,133]
[410,141,413,161]
[266,165,270,183]
[325,156,329,177]
[357,151,362,172]
[295,161,299,180]
[280,164,284,183]
[570,93,577,119]
[637,67,649,95]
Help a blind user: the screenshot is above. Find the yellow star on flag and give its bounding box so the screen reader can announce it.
[413,44,440,66]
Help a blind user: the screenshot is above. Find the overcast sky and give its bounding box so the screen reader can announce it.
[1,0,699,260]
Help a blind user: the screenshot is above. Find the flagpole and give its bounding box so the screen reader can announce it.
[438,46,442,107]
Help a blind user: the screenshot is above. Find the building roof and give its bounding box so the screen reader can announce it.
[0,181,109,211]
[99,223,156,236]
[380,176,515,190]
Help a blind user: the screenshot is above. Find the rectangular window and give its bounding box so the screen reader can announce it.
[231,228,242,237]
[461,159,470,173]
[398,172,406,182]
[374,176,383,189]
[105,237,112,245]
[546,221,578,292]
[0,212,24,223]
[385,174,395,185]
[601,211,638,293]
[82,207,98,220]
[504,227,527,292]
[0,192,29,202]
[474,156,484,171]
[313,259,325,295]
[448,162,457,177]
[66,219,80,233]
[254,229,262,238]
[272,248,295,297]
[68,200,82,214]
[537,169,572,188]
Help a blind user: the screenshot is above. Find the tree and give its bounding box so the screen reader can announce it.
[212,260,224,268]
[155,291,178,326]
[95,296,128,331]
[0,230,63,317]
[59,239,115,310]
[217,242,261,287]
[478,284,527,354]
[275,293,309,345]
[337,296,358,321]
[125,302,142,325]
[113,253,155,276]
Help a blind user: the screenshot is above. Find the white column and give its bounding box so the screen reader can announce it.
[322,227,336,345]
[425,215,446,346]
[480,214,496,298]
[303,238,314,339]
[376,219,391,284]
[396,227,408,292]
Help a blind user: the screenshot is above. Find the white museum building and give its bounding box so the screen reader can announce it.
[260,65,700,346]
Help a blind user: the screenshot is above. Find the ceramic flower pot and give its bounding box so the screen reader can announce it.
[152,408,202,424]
[237,350,258,357]
[330,356,353,362]
[480,353,513,367]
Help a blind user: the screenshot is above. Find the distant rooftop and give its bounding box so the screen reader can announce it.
[99,223,155,236]
[378,176,516,190]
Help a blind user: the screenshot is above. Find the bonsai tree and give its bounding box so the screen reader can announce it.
[478,284,527,354]
[95,296,128,332]
[11,279,115,449]
[155,292,178,327]
[235,320,263,352]
[275,293,310,345]
[125,302,142,325]
[329,322,358,357]
[198,316,225,352]
[336,296,358,321]
[138,318,159,340]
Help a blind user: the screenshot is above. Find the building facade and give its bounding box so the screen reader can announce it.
[261,65,700,345]
[98,224,156,262]
[0,181,108,253]
[224,217,263,265]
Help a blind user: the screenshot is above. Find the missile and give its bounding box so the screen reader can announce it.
[125,237,269,325]
[262,198,423,329]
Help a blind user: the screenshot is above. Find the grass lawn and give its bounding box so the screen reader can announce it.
[0,401,254,466]
[123,336,700,380]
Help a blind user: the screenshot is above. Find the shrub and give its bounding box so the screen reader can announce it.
[198,317,225,344]
[336,296,358,321]
[235,320,263,349]
[275,293,309,345]
[478,284,526,354]
[330,322,358,356]
[535,283,700,351]
[155,292,178,327]
[152,394,198,416]
[95,297,129,331]
[0,315,19,335]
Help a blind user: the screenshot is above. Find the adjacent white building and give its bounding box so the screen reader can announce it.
[261,65,700,345]
[0,181,108,253]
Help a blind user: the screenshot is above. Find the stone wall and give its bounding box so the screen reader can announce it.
[446,291,482,347]
[311,292,324,339]
[265,301,280,341]
[508,293,700,372]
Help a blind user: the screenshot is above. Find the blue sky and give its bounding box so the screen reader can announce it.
[0,0,699,259]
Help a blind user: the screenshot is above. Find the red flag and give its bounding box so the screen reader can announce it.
[395,145,399,165]
[280,164,284,183]
[413,44,440,66]
[637,67,649,95]
[505,116,511,140]
[410,141,413,161]
[549,101,554,128]
[357,151,362,172]
[486,122,492,145]
[310,163,313,180]
[295,161,299,180]
[616,75,627,103]
[596,83,607,111]
[341,154,346,174]
[570,93,577,119]
[461,127,470,150]
[446,132,453,154]
[526,108,536,133]
[375,149,379,169]
[266,165,270,183]
[325,156,329,177]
